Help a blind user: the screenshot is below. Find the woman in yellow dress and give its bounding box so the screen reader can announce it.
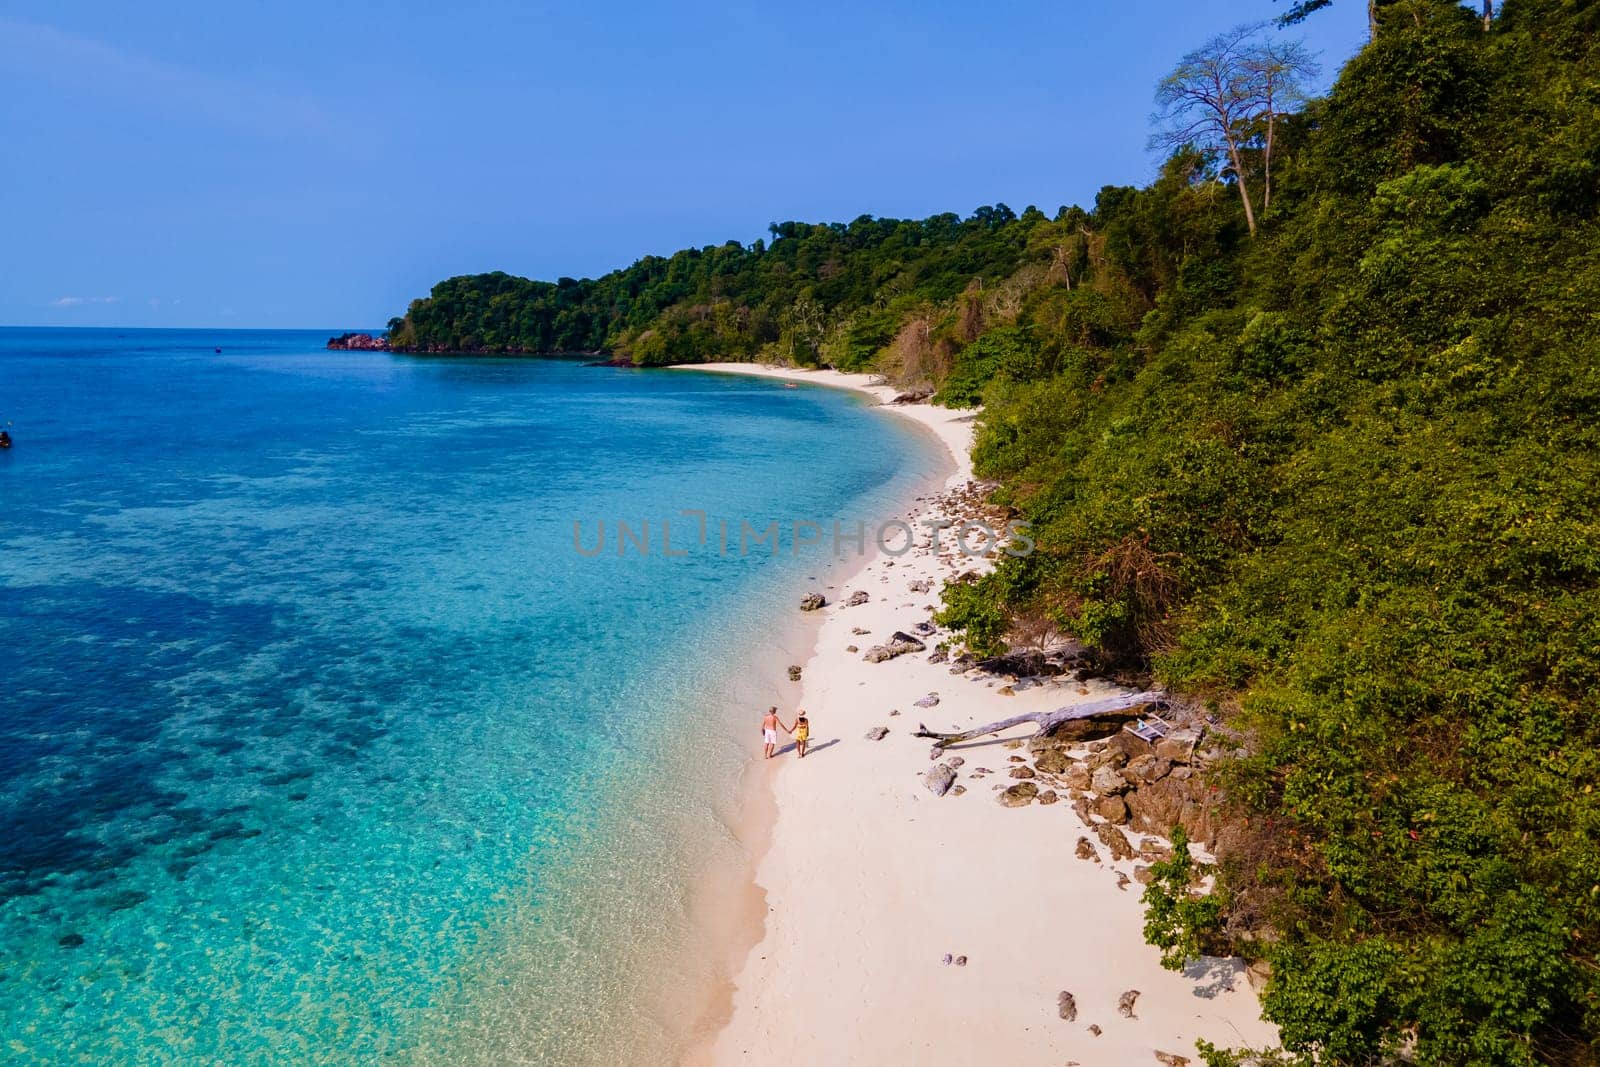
[790,711,810,759]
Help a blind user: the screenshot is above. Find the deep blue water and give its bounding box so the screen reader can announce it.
[0,328,941,1064]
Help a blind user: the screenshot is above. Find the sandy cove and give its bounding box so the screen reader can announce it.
[675,364,1277,1067]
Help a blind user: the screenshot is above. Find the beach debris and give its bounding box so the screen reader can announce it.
[865,726,889,741]
[1116,872,1131,891]
[1133,864,1154,885]
[1117,989,1141,1018]
[787,664,803,681]
[1008,765,1036,779]
[799,592,827,611]
[846,645,859,653]
[1075,837,1101,863]
[889,708,900,716]
[913,621,937,636]
[998,781,1039,807]
[863,632,926,663]
[1095,823,1136,861]
[1038,789,1059,805]
[942,953,953,965]
[928,649,948,664]
[954,955,967,966]
[924,763,957,797]
[1088,1024,1102,1037]
[951,785,966,796]
[909,578,933,593]
[1154,1053,1190,1067]
[1057,991,1078,1021]
[998,685,1015,696]
[844,590,871,607]
[851,626,870,635]
[947,756,964,768]
[1007,755,1025,762]
[913,692,940,708]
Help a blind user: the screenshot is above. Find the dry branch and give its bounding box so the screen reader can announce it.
[913,691,1166,749]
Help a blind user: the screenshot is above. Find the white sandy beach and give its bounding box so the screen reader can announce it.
[678,363,1277,1067]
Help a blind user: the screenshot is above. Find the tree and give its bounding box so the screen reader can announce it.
[1151,25,1316,234]
[1243,37,1320,212]
[1151,24,1273,236]
[1277,0,1493,35]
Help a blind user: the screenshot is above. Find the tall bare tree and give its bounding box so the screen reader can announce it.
[1150,24,1271,236]
[1244,37,1320,212]
[1151,24,1317,234]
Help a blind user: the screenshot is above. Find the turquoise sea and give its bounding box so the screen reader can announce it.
[0,329,943,1064]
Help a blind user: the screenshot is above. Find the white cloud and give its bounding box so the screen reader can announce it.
[51,296,121,308]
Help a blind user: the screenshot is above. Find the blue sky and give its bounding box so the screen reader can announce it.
[1,2,1369,329]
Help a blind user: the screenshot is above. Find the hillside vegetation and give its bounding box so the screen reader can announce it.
[389,1,1600,1061]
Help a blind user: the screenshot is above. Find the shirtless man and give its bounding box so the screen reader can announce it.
[761,706,783,759]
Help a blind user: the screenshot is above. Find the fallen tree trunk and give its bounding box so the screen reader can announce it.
[913,691,1165,750]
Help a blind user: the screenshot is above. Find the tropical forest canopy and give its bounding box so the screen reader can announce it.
[389,1,1600,1062]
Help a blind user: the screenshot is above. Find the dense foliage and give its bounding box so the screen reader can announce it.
[386,208,1044,365]
[390,0,1600,1060]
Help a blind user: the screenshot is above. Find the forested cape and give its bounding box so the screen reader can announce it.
[391,1,1600,1062]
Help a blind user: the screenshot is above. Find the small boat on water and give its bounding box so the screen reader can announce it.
[0,430,12,449]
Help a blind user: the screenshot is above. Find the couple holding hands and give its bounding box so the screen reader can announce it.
[760,706,811,759]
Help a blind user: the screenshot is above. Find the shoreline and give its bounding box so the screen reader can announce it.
[675,363,1277,1065]
[668,363,964,1065]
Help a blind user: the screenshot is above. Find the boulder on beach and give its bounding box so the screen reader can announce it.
[865,726,889,741]
[998,781,1038,807]
[1117,989,1141,1018]
[844,590,871,607]
[863,632,927,662]
[787,664,802,681]
[913,692,940,708]
[1057,990,1078,1021]
[1095,822,1136,860]
[924,763,957,797]
[799,592,827,611]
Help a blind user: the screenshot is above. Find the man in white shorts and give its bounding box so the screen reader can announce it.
[761,706,783,759]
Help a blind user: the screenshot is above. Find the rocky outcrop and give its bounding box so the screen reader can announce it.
[1057,991,1078,1021]
[326,332,390,350]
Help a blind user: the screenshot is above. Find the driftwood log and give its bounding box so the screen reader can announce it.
[913,691,1165,750]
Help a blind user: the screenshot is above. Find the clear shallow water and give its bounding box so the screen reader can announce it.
[0,329,941,1064]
